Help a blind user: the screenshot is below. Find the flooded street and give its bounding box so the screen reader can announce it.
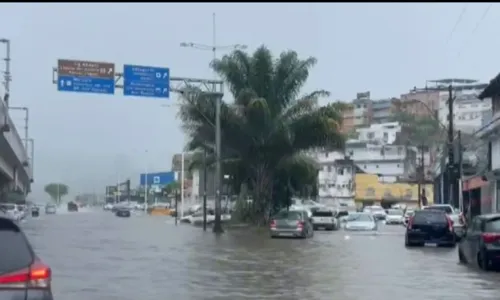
[20,210,500,300]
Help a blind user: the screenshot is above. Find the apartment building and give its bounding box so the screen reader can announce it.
[352,91,372,127]
[371,98,396,124]
[399,89,440,117]
[345,122,417,182]
[313,150,355,207]
[341,104,355,134]
[438,90,492,134]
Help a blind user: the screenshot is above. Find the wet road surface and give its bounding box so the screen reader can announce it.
[20,209,500,300]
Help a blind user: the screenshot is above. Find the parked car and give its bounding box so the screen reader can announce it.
[311,208,338,231]
[344,212,378,231]
[0,209,54,299]
[0,203,22,221]
[103,203,114,211]
[269,209,314,239]
[458,213,500,270]
[405,209,455,247]
[385,209,404,225]
[363,205,387,221]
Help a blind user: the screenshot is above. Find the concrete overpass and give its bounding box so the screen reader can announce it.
[0,99,31,195]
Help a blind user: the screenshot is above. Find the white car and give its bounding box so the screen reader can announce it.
[385,208,404,224]
[363,205,387,220]
[0,203,22,221]
[311,208,338,231]
[103,203,114,210]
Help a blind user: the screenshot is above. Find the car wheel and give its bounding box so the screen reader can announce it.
[477,251,491,271]
[458,247,467,264]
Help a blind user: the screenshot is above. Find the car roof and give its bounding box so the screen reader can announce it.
[477,213,500,220]
[414,209,446,214]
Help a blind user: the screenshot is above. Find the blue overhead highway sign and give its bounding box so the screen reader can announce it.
[123,64,170,98]
[139,171,175,186]
[57,59,115,95]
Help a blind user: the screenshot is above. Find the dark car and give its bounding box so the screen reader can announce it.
[31,206,40,217]
[115,208,131,218]
[0,210,54,299]
[269,210,314,239]
[405,209,455,247]
[458,213,500,271]
[67,202,78,212]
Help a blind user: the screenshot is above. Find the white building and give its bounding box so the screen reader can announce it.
[356,122,401,144]
[346,122,417,182]
[313,151,355,207]
[438,90,492,134]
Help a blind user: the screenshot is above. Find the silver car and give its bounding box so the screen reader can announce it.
[344,212,378,231]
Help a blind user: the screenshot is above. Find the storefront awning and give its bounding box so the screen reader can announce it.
[462,176,488,191]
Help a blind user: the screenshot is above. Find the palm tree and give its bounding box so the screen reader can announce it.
[179,45,345,225]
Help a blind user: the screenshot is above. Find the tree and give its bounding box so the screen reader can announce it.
[391,111,444,147]
[179,45,344,225]
[161,181,181,196]
[44,183,69,205]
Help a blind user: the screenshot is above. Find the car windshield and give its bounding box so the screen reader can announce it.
[347,213,373,222]
[413,211,447,224]
[275,211,303,220]
[424,205,452,214]
[369,206,384,212]
[388,209,403,215]
[312,210,333,217]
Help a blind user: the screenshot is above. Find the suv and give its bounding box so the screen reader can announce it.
[311,208,338,231]
[405,209,455,247]
[458,213,500,271]
[0,210,53,299]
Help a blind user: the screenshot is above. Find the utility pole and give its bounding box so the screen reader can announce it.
[0,39,10,133]
[417,144,425,208]
[457,130,463,211]
[180,13,247,234]
[447,84,455,206]
[203,150,208,231]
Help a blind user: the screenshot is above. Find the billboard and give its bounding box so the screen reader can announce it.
[139,171,175,186]
[355,174,434,203]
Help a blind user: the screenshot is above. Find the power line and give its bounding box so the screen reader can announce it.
[457,3,492,59]
[445,4,468,46]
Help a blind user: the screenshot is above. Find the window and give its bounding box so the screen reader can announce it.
[325,152,329,158]
[337,168,344,175]
[376,165,379,168]
[356,105,361,108]
[367,132,375,139]
[397,147,402,155]
[327,166,332,172]
[383,132,389,139]
[397,164,400,167]
[0,219,34,275]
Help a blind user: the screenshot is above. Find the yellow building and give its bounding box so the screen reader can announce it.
[355,174,433,205]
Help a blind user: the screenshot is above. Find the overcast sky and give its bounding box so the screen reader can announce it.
[0,3,497,200]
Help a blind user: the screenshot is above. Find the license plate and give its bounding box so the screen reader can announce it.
[279,232,293,237]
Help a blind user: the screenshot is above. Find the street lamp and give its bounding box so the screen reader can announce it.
[180,13,247,233]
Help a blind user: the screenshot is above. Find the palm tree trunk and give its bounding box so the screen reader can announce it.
[251,165,273,225]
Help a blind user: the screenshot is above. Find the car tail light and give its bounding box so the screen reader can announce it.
[0,260,51,289]
[297,221,304,230]
[270,219,276,229]
[407,216,414,229]
[446,216,453,232]
[481,233,500,244]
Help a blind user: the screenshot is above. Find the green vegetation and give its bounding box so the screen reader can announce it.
[179,45,345,224]
[44,183,69,205]
[161,181,181,197]
[390,111,444,146]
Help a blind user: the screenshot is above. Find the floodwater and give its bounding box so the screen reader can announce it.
[21,209,500,300]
